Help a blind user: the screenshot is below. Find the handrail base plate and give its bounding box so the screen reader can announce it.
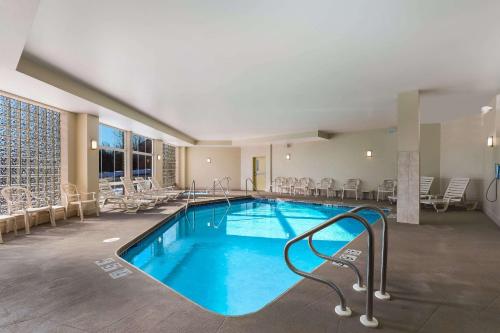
[375,290,391,300]
[334,305,352,317]
[360,315,379,328]
[353,283,367,292]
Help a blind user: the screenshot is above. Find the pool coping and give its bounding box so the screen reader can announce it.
[114,196,386,318]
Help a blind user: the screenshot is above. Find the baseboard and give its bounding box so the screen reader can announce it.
[483,206,500,227]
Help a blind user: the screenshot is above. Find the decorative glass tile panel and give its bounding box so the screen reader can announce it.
[0,94,61,213]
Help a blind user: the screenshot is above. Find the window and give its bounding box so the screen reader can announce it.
[163,144,176,186]
[132,134,153,178]
[0,95,61,213]
[99,124,125,181]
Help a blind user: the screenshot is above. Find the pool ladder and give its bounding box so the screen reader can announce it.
[185,180,196,213]
[284,205,390,328]
[245,177,260,196]
[212,177,231,207]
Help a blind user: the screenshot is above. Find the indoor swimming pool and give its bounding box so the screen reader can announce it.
[120,199,381,315]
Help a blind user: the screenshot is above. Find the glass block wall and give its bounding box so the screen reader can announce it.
[0,95,61,213]
[162,144,176,187]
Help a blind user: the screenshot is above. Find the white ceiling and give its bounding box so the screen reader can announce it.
[4,0,500,142]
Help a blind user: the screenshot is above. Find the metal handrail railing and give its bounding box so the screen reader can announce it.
[349,205,390,300]
[213,178,231,207]
[185,180,196,213]
[245,177,258,195]
[284,212,378,328]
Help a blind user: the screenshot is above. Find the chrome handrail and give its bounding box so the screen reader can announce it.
[284,212,378,327]
[245,177,258,195]
[307,235,366,291]
[185,180,196,213]
[349,205,390,300]
[214,178,231,207]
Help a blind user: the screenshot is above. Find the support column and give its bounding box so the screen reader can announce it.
[176,146,187,189]
[397,91,420,224]
[75,113,99,193]
[153,139,163,185]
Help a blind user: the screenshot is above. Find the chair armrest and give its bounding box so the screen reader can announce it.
[80,192,96,200]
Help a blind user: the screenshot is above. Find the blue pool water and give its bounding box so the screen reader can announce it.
[121,199,381,315]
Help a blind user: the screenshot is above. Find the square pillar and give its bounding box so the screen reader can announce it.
[397,91,420,224]
[75,114,99,193]
[153,139,163,185]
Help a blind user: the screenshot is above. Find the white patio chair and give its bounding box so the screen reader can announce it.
[317,178,334,197]
[341,179,361,200]
[421,177,470,213]
[1,186,55,235]
[273,177,284,193]
[294,177,315,196]
[281,177,296,195]
[388,176,434,203]
[377,179,397,202]
[62,184,100,221]
[0,215,18,244]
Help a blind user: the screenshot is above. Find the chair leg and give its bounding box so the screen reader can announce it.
[12,218,18,236]
[78,203,84,222]
[49,208,56,227]
[96,201,100,217]
[24,212,31,235]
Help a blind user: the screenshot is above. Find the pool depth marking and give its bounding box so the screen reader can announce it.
[95,257,133,279]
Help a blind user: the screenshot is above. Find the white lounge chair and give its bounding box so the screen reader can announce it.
[121,177,160,206]
[99,179,152,213]
[421,177,470,213]
[148,177,185,198]
[1,186,55,235]
[377,179,397,202]
[130,177,170,203]
[342,179,361,200]
[294,177,315,196]
[316,178,334,197]
[62,183,99,221]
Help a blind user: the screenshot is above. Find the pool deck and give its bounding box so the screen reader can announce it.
[1,193,500,332]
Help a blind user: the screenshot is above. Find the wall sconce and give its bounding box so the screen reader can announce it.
[487,136,494,147]
[366,150,373,158]
[90,139,98,150]
[285,153,291,160]
[157,154,162,161]
[206,157,212,164]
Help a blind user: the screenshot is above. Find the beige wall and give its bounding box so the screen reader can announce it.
[185,147,241,190]
[440,114,484,201]
[271,129,398,192]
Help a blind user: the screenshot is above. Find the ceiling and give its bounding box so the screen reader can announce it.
[2,0,500,143]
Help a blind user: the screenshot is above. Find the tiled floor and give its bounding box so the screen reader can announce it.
[0,194,499,332]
